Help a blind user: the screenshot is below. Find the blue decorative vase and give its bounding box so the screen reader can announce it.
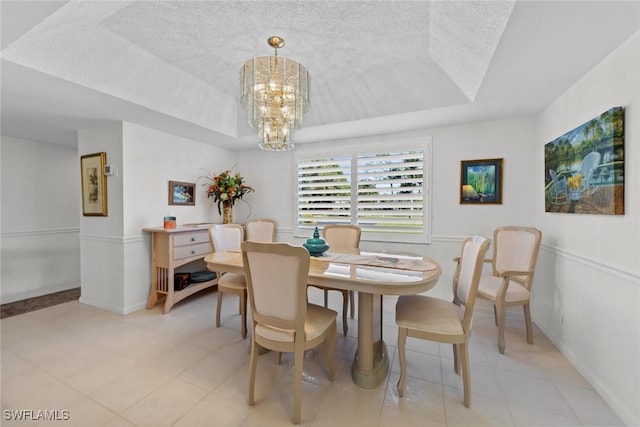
[303,227,330,256]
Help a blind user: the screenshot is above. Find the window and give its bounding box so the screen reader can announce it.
[296,139,431,243]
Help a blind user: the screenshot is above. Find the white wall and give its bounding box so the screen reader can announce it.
[238,116,537,298]
[533,30,640,425]
[240,116,536,239]
[121,122,237,312]
[121,122,237,234]
[77,122,238,314]
[1,136,80,302]
[77,122,125,313]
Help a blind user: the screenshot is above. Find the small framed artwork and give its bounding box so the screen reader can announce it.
[168,181,196,206]
[460,158,503,204]
[80,152,108,216]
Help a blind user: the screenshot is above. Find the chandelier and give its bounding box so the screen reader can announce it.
[240,36,310,151]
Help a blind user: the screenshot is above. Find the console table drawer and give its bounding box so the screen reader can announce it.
[173,231,210,247]
[173,242,211,260]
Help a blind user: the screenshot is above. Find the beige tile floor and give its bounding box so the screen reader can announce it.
[1,286,623,426]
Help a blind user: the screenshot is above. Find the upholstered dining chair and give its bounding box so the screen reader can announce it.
[242,241,337,424]
[396,235,490,407]
[477,226,543,354]
[310,224,361,335]
[209,224,248,338]
[245,218,276,242]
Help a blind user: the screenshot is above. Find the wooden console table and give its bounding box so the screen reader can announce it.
[143,225,218,313]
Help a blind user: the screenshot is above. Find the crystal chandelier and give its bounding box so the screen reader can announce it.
[240,36,310,151]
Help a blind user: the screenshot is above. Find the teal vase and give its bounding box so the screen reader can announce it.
[303,227,330,256]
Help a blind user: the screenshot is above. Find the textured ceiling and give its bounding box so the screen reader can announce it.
[1,1,640,150]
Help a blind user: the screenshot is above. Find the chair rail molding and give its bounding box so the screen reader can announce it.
[1,227,79,238]
[540,243,639,283]
[78,234,145,245]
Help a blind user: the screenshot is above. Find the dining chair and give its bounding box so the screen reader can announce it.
[477,226,543,354]
[245,218,276,242]
[396,235,490,407]
[209,224,248,338]
[242,241,337,424]
[310,224,361,335]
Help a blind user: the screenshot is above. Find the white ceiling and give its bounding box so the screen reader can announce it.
[1,1,639,150]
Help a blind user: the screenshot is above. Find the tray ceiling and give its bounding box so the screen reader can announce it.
[2,1,639,149]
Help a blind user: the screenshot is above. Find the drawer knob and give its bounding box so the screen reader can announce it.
[191,250,196,254]
[191,237,195,242]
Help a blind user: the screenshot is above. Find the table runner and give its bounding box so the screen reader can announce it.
[317,252,438,271]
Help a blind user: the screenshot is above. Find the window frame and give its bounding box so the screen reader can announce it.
[294,137,432,244]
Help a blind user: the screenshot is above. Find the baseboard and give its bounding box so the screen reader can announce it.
[1,282,80,304]
[536,320,637,426]
[122,301,148,315]
[78,296,147,316]
[78,296,126,315]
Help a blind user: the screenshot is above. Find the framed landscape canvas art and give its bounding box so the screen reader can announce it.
[544,107,624,215]
[460,158,503,204]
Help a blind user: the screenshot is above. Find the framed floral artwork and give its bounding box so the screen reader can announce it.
[168,181,196,206]
[80,152,108,216]
[460,158,503,204]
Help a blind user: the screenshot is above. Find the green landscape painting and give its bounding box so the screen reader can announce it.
[545,106,624,215]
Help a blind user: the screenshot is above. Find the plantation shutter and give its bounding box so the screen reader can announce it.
[356,150,424,234]
[296,139,430,243]
[297,155,352,231]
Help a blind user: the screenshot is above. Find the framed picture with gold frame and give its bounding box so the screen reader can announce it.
[460,158,503,204]
[80,152,108,216]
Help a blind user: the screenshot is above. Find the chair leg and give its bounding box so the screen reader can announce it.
[523,303,533,344]
[397,327,408,397]
[341,290,349,336]
[327,321,337,381]
[293,346,304,424]
[216,291,223,328]
[349,290,355,319]
[240,291,247,339]
[496,301,506,354]
[248,337,258,406]
[453,343,460,374]
[493,304,498,326]
[323,289,329,308]
[460,341,471,408]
